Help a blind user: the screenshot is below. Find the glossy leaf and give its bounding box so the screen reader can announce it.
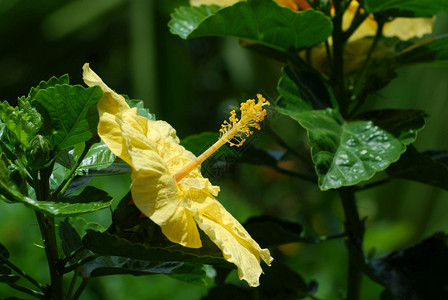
[387,146,448,190]
[276,67,425,190]
[370,233,448,300]
[77,142,131,176]
[34,84,103,150]
[80,257,207,285]
[169,0,333,51]
[3,186,112,217]
[396,35,448,67]
[0,101,41,146]
[125,98,155,121]
[364,0,448,17]
[83,230,231,267]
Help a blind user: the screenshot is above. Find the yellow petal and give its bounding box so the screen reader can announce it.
[193,196,273,287]
[82,63,130,114]
[383,17,435,40]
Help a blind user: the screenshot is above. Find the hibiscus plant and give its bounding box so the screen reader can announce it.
[1,0,448,299]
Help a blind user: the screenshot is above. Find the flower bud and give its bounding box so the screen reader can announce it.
[26,135,53,170]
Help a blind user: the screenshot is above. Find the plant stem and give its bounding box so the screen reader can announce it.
[6,282,46,299]
[0,253,44,291]
[72,278,89,300]
[34,167,64,300]
[339,187,365,300]
[331,0,347,116]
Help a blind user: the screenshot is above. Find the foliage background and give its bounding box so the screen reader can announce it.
[1,0,447,299]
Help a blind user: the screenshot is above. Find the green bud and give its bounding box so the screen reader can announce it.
[26,135,53,170]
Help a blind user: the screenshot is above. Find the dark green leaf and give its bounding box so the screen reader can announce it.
[83,230,231,267]
[0,243,9,259]
[364,0,448,17]
[0,101,42,146]
[59,218,83,257]
[276,67,425,190]
[81,257,207,285]
[370,232,448,300]
[0,274,20,283]
[244,216,304,248]
[387,146,448,190]
[34,85,103,150]
[202,284,252,300]
[396,35,448,67]
[169,0,332,51]
[203,263,313,299]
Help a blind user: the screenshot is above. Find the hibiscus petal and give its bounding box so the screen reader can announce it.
[193,196,273,287]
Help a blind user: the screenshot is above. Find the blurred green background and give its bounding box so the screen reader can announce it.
[1,0,448,299]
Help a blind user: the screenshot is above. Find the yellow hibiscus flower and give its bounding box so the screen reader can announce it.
[343,1,435,41]
[82,63,273,287]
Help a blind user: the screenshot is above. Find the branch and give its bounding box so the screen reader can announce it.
[0,253,44,291]
[339,187,365,300]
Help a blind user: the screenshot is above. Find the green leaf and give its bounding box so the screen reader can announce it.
[0,274,20,283]
[83,230,231,267]
[364,0,448,17]
[276,67,425,190]
[27,74,70,101]
[125,98,155,121]
[0,243,9,259]
[203,263,314,299]
[77,142,131,176]
[80,257,207,285]
[169,0,333,51]
[244,216,304,248]
[59,218,83,257]
[0,101,42,146]
[34,85,103,150]
[370,232,448,300]
[387,146,448,190]
[4,186,112,217]
[396,35,448,67]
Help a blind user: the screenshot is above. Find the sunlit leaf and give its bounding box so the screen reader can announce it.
[27,74,70,100]
[2,186,112,217]
[77,142,131,176]
[276,67,425,190]
[34,84,103,150]
[169,0,332,51]
[364,0,448,17]
[0,101,42,146]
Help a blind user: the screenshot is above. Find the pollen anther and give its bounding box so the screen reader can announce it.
[172,94,269,182]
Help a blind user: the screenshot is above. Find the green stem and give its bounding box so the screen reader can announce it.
[339,187,365,300]
[34,167,63,300]
[331,0,347,117]
[72,278,89,300]
[348,21,385,118]
[0,253,44,291]
[6,282,45,299]
[64,254,99,273]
